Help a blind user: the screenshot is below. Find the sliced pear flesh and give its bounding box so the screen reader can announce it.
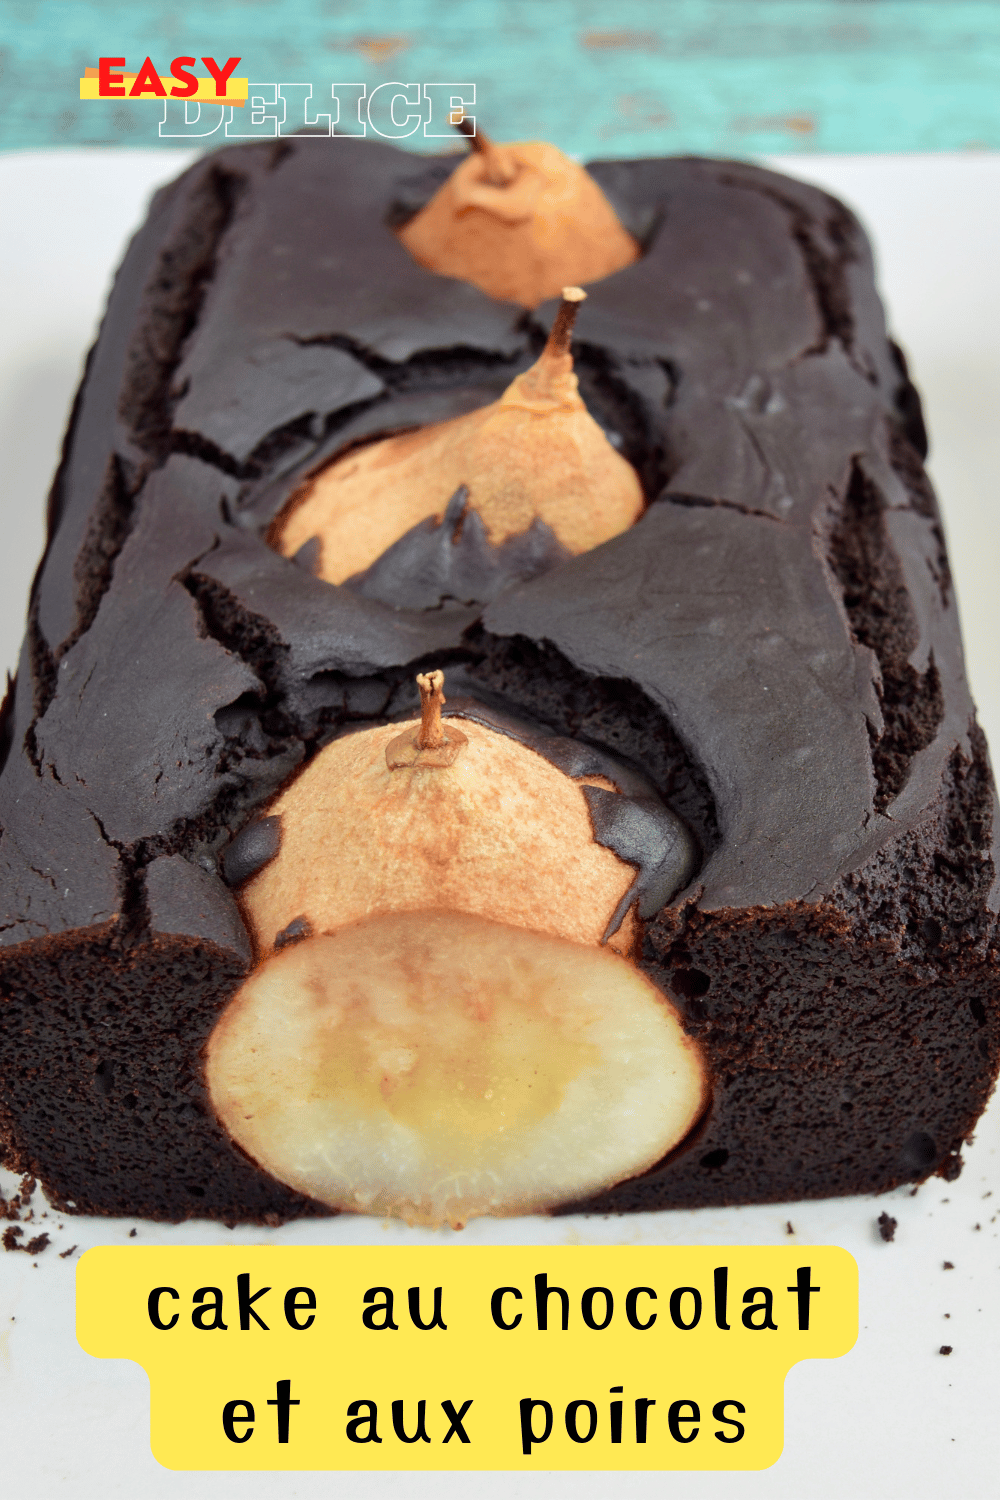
[205,910,707,1228]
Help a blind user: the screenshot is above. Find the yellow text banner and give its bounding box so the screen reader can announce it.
[77,1244,857,1471]
[79,77,248,104]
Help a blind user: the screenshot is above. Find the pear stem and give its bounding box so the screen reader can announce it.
[385,671,468,770]
[545,287,587,360]
[416,670,447,750]
[453,114,489,153]
[453,115,516,186]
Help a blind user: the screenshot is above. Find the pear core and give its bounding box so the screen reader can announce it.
[397,139,640,308]
[275,289,644,585]
[205,909,707,1227]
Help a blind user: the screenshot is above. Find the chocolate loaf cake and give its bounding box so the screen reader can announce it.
[0,138,996,1224]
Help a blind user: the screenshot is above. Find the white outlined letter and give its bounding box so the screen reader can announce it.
[226,83,282,138]
[278,84,332,136]
[331,84,367,136]
[367,81,421,139]
[159,100,226,138]
[423,83,475,137]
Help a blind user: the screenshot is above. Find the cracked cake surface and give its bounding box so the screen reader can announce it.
[0,138,996,1222]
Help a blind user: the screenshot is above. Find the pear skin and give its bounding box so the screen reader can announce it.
[398,137,640,308]
[276,288,644,585]
[238,696,640,958]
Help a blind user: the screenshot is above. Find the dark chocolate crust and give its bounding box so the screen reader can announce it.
[0,139,996,1223]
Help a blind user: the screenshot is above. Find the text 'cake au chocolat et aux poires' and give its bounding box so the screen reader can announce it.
[0,126,996,1229]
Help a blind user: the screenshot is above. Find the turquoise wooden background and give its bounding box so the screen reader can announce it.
[3,0,1000,157]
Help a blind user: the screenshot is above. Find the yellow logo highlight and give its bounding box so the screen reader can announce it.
[77,1244,857,1471]
[79,66,248,105]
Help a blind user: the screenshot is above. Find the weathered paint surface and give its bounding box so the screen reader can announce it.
[4,0,1000,156]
